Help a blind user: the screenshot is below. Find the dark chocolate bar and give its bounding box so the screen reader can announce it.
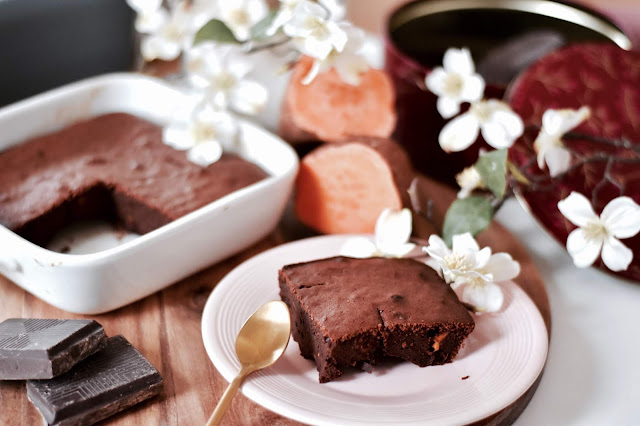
[27,335,163,426]
[0,318,107,380]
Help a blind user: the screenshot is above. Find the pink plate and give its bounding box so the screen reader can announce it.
[202,235,548,425]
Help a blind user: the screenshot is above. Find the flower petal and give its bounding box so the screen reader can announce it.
[386,242,417,258]
[334,53,369,86]
[375,208,413,254]
[483,253,520,282]
[439,112,480,152]
[319,0,346,20]
[462,281,503,312]
[187,141,223,167]
[460,74,485,103]
[533,132,552,169]
[266,8,293,36]
[495,109,524,139]
[425,67,447,96]
[443,48,475,75]
[424,234,450,261]
[141,34,181,61]
[298,34,334,59]
[545,145,572,177]
[437,96,461,120]
[135,8,168,33]
[451,232,480,252]
[325,21,348,52]
[566,228,603,268]
[207,109,239,151]
[226,50,255,81]
[127,0,162,14]
[339,23,365,54]
[339,237,378,258]
[558,192,599,228]
[456,166,483,199]
[219,0,267,41]
[301,58,324,85]
[230,80,268,115]
[473,247,492,269]
[424,257,444,277]
[601,196,640,239]
[163,123,195,150]
[481,109,523,149]
[542,106,590,136]
[601,236,634,271]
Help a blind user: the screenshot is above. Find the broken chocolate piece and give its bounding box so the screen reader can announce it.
[27,335,163,426]
[0,319,107,380]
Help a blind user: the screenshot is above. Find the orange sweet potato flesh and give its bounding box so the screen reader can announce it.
[295,137,415,234]
[279,56,397,143]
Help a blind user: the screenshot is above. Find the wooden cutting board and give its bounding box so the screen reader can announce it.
[0,176,550,426]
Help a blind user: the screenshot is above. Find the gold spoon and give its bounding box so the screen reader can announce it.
[206,300,291,426]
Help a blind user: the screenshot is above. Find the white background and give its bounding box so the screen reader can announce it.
[497,200,640,425]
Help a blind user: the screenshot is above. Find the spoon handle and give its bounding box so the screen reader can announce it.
[206,367,251,426]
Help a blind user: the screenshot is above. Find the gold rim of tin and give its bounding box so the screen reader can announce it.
[390,0,632,50]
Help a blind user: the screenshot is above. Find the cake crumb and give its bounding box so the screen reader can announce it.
[461,375,469,380]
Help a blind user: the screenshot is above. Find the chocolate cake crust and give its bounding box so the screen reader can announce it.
[279,256,475,383]
[0,113,268,246]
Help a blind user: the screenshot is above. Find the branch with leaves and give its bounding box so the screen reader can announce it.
[125,0,369,168]
[422,47,640,273]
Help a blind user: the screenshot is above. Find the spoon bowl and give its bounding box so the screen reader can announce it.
[207,300,291,426]
[236,301,291,369]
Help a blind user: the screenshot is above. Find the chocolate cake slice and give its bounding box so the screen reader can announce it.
[279,256,475,383]
[0,113,268,246]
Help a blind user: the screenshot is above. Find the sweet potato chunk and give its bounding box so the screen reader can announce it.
[279,56,396,143]
[295,138,414,234]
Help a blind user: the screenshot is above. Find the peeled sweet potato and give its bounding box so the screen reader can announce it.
[295,137,414,234]
[279,56,396,143]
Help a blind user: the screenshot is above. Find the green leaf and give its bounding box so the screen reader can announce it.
[194,19,239,45]
[474,149,508,199]
[250,9,278,40]
[442,196,494,247]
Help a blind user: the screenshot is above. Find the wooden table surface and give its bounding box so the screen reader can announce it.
[0,178,551,426]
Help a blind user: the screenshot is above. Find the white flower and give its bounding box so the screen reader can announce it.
[318,0,346,20]
[186,43,268,115]
[163,102,239,167]
[267,0,303,36]
[456,166,484,199]
[534,106,590,177]
[302,24,369,85]
[439,99,524,153]
[218,0,268,42]
[340,208,416,258]
[269,0,345,36]
[557,192,640,271]
[283,0,348,60]
[424,233,520,312]
[126,0,166,33]
[140,1,206,61]
[425,48,485,119]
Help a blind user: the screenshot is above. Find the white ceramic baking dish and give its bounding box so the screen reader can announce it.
[0,73,298,314]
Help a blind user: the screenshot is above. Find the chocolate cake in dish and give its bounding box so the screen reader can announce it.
[279,256,475,383]
[0,113,268,246]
